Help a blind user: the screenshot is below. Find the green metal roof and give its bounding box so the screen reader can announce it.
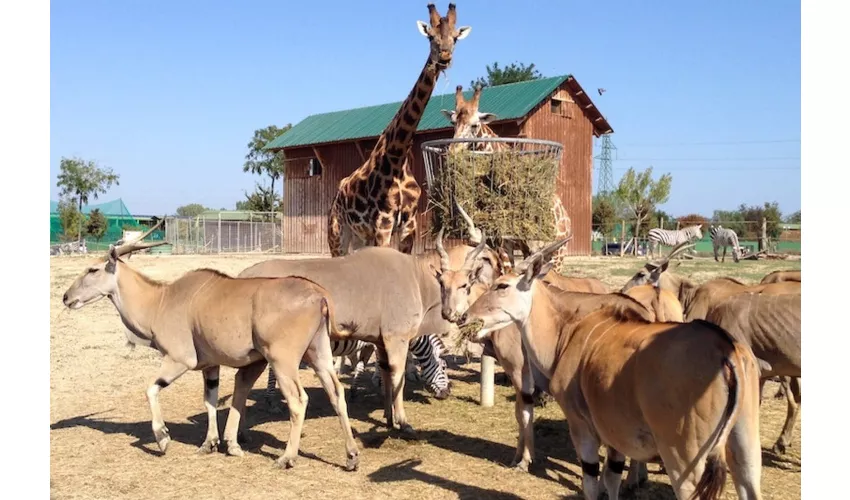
[266,75,573,150]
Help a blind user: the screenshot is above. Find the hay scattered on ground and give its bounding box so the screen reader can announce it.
[427,149,559,241]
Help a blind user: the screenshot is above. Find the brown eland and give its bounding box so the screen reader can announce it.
[460,239,763,500]
[238,208,506,435]
[61,235,360,471]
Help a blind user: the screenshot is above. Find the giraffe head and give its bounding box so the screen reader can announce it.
[416,4,471,71]
[442,85,497,140]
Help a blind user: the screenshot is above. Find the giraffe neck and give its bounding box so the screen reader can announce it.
[370,57,442,178]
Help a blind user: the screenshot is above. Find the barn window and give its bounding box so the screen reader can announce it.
[308,158,323,177]
[550,97,571,117]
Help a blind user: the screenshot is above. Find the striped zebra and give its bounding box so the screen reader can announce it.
[372,334,451,399]
[709,225,741,263]
[646,224,703,259]
[264,335,451,406]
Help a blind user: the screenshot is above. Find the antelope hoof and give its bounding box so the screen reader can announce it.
[345,454,360,472]
[197,437,220,455]
[399,423,417,437]
[275,455,297,469]
[772,440,788,455]
[511,458,530,473]
[226,442,245,457]
[154,426,171,453]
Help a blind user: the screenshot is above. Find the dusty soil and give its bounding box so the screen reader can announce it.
[50,253,801,500]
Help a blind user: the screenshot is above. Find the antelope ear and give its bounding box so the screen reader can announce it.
[108,244,119,263]
[517,256,549,292]
[441,109,457,123]
[106,245,119,273]
[416,20,430,37]
[456,26,472,39]
[429,263,442,280]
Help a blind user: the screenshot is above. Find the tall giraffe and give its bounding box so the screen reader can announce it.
[441,85,572,268]
[327,4,471,257]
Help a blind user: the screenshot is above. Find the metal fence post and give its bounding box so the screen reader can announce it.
[480,355,495,407]
[218,213,221,254]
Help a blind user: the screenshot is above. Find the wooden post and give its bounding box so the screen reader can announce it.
[217,213,221,254]
[480,355,495,407]
[660,217,665,230]
[759,217,767,252]
[620,220,626,257]
[237,222,241,253]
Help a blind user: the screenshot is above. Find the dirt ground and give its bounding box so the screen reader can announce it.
[50,253,801,500]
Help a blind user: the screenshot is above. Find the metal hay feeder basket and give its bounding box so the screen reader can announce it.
[420,137,565,241]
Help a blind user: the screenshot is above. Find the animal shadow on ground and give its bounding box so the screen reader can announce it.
[761,447,801,472]
[49,409,279,460]
[368,458,525,500]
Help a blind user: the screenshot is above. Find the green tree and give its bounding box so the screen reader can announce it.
[470,61,543,89]
[236,183,281,213]
[642,209,677,238]
[738,202,783,239]
[56,157,120,212]
[243,124,292,202]
[785,210,801,224]
[57,198,85,241]
[592,194,618,237]
[56,156,119,241]
[85,208,108,242]
[614,166,672,252]
[176,203,209,217]
[711,209,747,238]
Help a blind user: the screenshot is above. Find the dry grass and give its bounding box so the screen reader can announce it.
[427,149,559,241]
[50,253,800,500]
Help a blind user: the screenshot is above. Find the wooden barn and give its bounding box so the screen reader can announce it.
[265,74,613,256]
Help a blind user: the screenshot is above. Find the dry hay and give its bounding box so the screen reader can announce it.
[50,254,801,500]
[427,148,559,242]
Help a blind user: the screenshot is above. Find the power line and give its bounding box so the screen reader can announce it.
[612,157,800,162]
[613,166,800,171]
[611,139,801,147]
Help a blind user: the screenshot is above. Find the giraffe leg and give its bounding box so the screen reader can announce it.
[374,212,395,249]
[397,213,418,254]
[327,202,343,257]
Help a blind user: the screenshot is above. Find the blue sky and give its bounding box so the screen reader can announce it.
[50,0,800,218]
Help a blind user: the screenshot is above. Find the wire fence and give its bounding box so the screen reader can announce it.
[590,219,801,257]
[164,212,283,254]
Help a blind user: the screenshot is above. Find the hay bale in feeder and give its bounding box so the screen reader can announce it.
[427,147,560,242]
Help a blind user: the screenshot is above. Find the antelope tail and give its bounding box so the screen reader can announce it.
[689,321,749,500]
[321,295,356,340]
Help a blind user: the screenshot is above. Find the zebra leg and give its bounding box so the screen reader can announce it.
[265,367,286,414]
[350,342,375,399]
[405,350,419,382]
[410,335,451,399]
[722,245,727,263]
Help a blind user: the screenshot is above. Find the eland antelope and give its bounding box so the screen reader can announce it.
[460,239,763,500]
[61,239,360,471]
[239,208,507,435]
